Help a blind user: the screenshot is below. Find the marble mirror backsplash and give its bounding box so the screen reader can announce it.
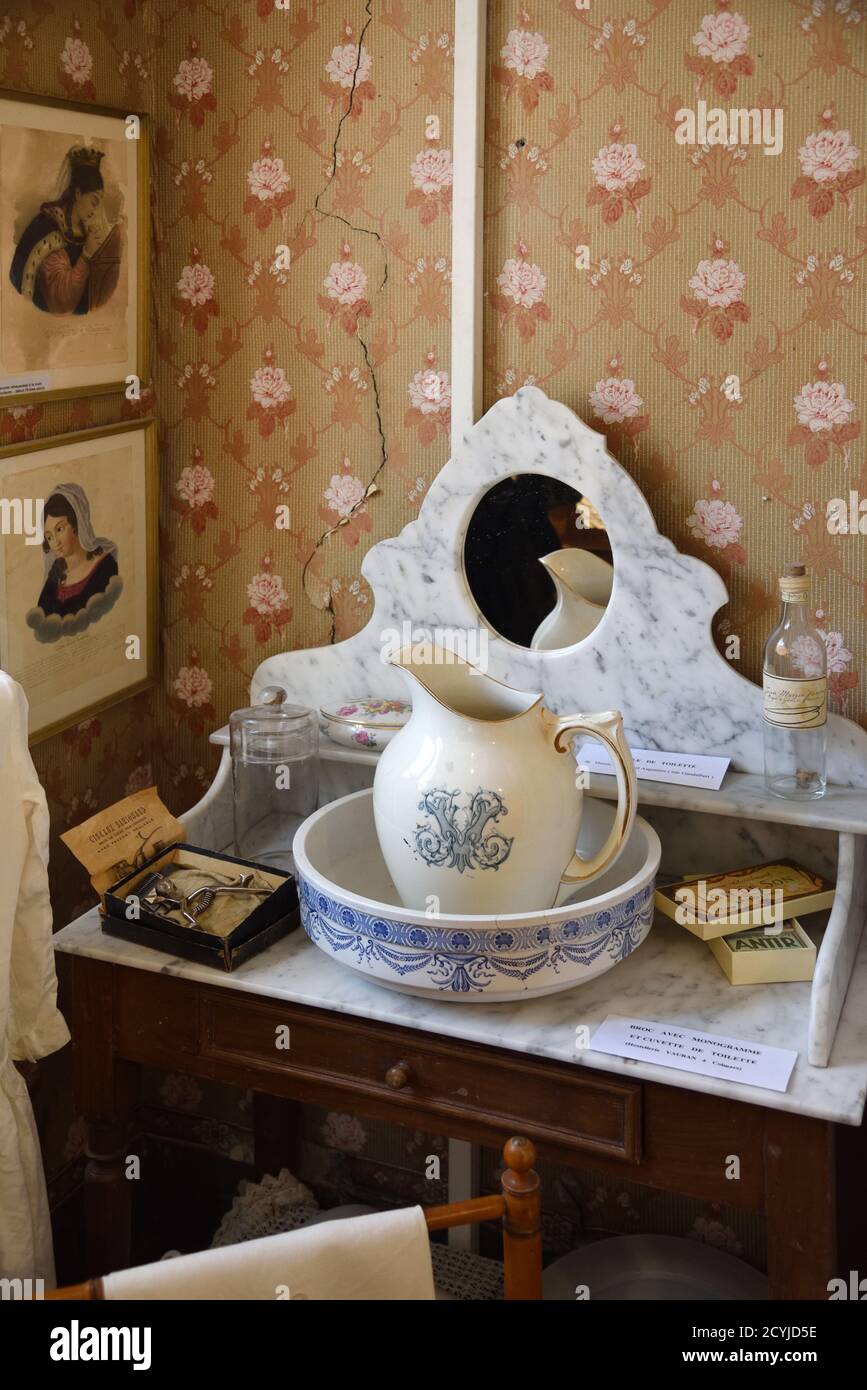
[254,387,867,788]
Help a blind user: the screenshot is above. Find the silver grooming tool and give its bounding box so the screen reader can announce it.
[130,871,199,927]
[126,869,271,930]
[184,872,272,917]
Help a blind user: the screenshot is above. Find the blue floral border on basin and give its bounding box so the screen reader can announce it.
[297,873,655,994]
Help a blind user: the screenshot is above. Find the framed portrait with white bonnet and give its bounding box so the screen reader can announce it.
[0,419,157,740]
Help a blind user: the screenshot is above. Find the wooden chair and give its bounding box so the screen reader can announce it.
[46,1135,542,1301]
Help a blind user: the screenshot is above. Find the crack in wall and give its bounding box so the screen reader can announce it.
[302,0,390,644]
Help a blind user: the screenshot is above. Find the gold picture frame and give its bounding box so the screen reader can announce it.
[0,88,149,408]
[0,418,158,742]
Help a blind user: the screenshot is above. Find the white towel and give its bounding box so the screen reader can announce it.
[102,1206,435,1301]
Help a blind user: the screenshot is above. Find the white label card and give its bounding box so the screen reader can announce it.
[577,743,730,790]
[590,1015,797,1093]
[0,373,52,397]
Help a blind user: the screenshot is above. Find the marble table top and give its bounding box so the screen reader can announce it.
[54,905,867,1128]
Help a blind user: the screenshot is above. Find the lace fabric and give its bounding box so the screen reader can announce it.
[210,1168,318,1248]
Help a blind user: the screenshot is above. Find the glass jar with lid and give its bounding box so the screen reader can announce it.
[229,686,319,872]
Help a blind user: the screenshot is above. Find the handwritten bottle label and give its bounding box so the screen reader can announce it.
[762,673,827,729]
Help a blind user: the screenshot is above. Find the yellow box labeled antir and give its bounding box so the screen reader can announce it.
[707,918,816,985]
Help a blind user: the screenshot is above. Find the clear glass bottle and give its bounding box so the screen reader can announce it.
[230,686,319,871]
[762,563,827,800]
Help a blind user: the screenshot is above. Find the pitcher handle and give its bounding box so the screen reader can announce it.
[548,710,636,885]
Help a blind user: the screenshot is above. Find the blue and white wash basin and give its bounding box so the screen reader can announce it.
[293,789,660,1002]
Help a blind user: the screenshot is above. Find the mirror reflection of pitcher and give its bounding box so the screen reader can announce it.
[531,549,614,650]
[463,474,613,650]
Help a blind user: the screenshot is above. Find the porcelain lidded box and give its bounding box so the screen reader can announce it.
[320,696,411,750]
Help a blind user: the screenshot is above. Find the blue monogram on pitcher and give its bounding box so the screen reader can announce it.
[413,788,514,873]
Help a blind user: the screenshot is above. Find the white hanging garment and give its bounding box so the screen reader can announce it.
[0,671,70,1286]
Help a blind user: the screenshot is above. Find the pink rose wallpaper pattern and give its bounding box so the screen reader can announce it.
[0,0,864,1251]
[14,0,458,924]
[484,0,865,721]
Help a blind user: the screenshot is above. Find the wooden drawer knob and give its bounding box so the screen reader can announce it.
[385,1060,412,1090]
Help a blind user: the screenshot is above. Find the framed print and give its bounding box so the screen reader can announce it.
[0,419,157,741]
[0,90,148,407]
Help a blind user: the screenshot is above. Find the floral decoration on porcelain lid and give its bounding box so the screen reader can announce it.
[320,697,411,728]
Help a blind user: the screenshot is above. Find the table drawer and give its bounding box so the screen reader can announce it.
[200,992,641,1163]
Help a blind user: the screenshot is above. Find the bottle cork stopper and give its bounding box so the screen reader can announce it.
[783,562,806,578]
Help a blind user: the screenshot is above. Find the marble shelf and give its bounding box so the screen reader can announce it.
[577,771,867,837]
[211,725,867,835]
[52,903,867,1128]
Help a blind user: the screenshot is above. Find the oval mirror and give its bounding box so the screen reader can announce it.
[463,475,613,649]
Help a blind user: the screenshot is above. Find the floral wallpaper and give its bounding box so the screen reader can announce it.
[153,0,455,783]
[17,0,458,923]
[484,0,866,716]
[3,0,862,1272]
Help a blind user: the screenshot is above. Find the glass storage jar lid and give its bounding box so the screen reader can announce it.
[229,686,317,764]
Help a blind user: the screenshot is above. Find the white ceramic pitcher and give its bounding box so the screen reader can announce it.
[372,644,635,915]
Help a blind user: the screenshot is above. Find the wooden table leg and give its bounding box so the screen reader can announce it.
[252,1092,302,1179]
[72,956,140,1278]
[765,1110,835,1299]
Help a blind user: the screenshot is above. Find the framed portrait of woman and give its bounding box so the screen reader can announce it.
[0,90,148,406]
[0,419,157,740]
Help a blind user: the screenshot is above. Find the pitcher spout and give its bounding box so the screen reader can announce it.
[386,642,542,724]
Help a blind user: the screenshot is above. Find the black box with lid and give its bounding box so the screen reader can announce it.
[102,842,299,971]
